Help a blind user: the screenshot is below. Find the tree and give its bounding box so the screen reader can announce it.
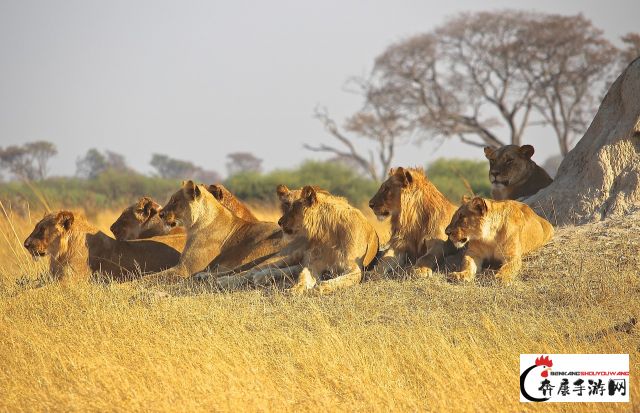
[619,33,640,67]
[76,149,131,179]
[307,77,412,182]
[369,11,618,155]
[0,140,58,180]
[226,152,263,176]
[526,59,640,225]
[522,14,617,155]
[150,154,221,183]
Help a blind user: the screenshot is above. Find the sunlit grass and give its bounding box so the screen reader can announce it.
[0,204,638,412]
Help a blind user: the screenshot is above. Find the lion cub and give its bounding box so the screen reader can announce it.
[484,145,553,200]
[369,167,459,276]
[278,186,379,295]
[24,211,185,282]
[445,196,554,283]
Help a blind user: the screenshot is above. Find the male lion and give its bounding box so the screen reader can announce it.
[143,180,287,285]
[444,196,554,283]
[369,167,458,276]
[484,145,553,200]
[24,211,185,282]
[111,186,255,241]
[278,185,379,295]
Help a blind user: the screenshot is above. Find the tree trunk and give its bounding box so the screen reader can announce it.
[526,58,640,226]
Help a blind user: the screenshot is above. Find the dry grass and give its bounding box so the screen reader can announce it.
[0,203,638,412]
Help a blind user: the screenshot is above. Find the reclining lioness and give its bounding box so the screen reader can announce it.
[23,211,185,282]
[110,185,256,241]
[142,180,287,285]
[445,196,554,283]
[278,186,379,295]
[212,185,329,289]
[484,145,553,200]
[369,167,459,276]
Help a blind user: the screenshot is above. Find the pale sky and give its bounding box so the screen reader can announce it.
[0,0,638,178]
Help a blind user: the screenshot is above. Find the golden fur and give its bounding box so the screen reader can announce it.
[110,197,184,241]
[24,211,185,282]
[143,181,287,285]
[111,187,255,241]
[445,196,554,283]
[369,167,458,275]
[207,184,258,222]
[484,145,553,200]
[278,186,379,295]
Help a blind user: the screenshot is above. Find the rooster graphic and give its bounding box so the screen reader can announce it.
[520,355,554,402]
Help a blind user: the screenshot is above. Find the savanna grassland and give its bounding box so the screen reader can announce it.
[0,203,638,412]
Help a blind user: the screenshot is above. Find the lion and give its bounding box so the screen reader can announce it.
[142,180,288,285]
[484,145,553,200]
[110,197,182,241]
[111,186,255,241]
[277,185,380,295]
[368,167,459,276]
[444,196,554,283]
[23,211,186,282]
[211,185,328,290]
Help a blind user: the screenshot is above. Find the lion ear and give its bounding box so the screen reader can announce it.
[470,197,488,215]
[484,146,496,159]
[403,169,413,185]
[393,167,412,186]
[184,180,201,199]
[276,184,290,200]
[56,211,75,231]
[461,195,471,204]
[208,184,224,201]
[388,168,396,177]
[139,197,158,217]
[301,185,317,206]
[519,145,534,159]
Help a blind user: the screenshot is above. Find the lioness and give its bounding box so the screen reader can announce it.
[111,186,255,241]
[110,197,181,241]
[212,185,328,289]
[143,180,287,284]
[484,145,553,200]
[24,211,185,282]
[278,185,379,295]
[369,167,458,276]
[445,196,554,283]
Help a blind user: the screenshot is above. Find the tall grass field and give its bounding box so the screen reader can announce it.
[0,203,638,412]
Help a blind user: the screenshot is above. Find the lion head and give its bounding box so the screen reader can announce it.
[207,184,257,222]
[368,167,417,221]
[445,196,488,248]
[110,197,161,241]
[484,145,536,189]
[158,180,209,228]
[277,185,317,236]
[24,211,75,258]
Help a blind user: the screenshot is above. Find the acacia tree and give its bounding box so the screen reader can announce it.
[619,33,640,68]
[368,11,620,155]
[307,78,411,182]
[0,140,57,180]
[150,154,221,183]
[521,14,618,155]
[76,149,130,179]
[226,152,263,176]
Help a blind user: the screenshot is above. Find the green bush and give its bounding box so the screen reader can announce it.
[224,161,379,206]
[426,158,490,203]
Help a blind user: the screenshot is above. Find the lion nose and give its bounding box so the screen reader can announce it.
[368,200,375,209]
[277,217,284,227]
[445,227,452,236]
[159,210,166,219]
[490,170,499,177]
[24,239,31,249]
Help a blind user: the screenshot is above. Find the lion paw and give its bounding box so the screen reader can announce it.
[412,267,433,278]
[447,271,474,283]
